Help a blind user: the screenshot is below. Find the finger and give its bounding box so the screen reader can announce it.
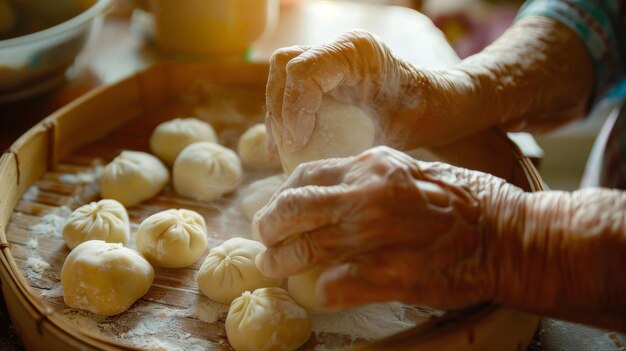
[281,48,350,151]
[280,156,354,190]
[267,46,310,145]
[264,115,279,162]
[319,247,490,310]
[318,249,442,309]
[253,184,354,246]
[256,221,384,278]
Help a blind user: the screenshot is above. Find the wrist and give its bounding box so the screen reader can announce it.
[394,64,484,148]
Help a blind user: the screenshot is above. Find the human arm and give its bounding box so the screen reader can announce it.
[265,15,594,152]
[253,146,626,332]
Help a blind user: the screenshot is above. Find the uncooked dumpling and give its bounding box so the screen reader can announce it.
[150,117,217,165]
[136,209,208,268]
[238,174,285,221]
[237,124,281,170]
[99,151,169,207]
[277,96,375,174]
[61,240,154,316]
[287,269,329,313]
[173,142,243,202]
[62,199,130,250]
[197,238,282,304]
[225,287,311,351]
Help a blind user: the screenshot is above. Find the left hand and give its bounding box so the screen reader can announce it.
[253,146,526,310]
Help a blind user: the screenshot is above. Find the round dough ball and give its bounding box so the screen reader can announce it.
[226,287,311,351]
[237,124,281,170]
[197,238,282,304]
[238,174,285,221]
[61,240,154,316]
[288,269,329,313]
[173,142,243,202]
[277,96,375,174]
[150,118,217,165]
[62,199,130,250]
[136,209,208,268]
[99,151,169,207]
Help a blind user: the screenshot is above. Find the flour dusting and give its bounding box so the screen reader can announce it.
[22,185,39,201]
[59,166,103,185]
[312,303,417,341]
[30,206,71,237]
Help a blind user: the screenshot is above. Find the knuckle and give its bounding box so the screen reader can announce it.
[270,47,300,66]
[285,56,308,76]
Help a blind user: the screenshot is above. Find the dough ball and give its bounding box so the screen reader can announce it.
[277,96,375,174]
[197,238,281,304]
[61,240,154,316]
[173,142,243,202]
[287,269,329,313]
[99,151,169,207]
[226,287,311,351]
[136,209,208,268]
[238,174,285,221]
[237,124,281,170]
[150,118,217,166]
[62,199,130,250]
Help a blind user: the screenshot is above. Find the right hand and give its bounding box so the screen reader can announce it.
[265,30,480,154]
[253,146,526,311]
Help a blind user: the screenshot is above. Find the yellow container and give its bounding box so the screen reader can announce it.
[149,0,279,57]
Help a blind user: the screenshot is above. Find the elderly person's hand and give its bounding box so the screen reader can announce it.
[254,146,626,332]
[266,17,594,155]
[265,30,478,153]
[254,146,524,310]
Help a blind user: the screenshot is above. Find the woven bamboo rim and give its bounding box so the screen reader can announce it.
[0,61,543,350]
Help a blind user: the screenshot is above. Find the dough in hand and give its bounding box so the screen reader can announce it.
[150,118,217,165]
[226,287,311,351]
[99,151,169,207]
[173,142,243,202]
[237,124,281,170]
[197,238,282,304]
[277,96,375,174]
[238,174,285,221]
[62,199,130,250]
[136,209,208,268]
[61,240,154,316]
[287,269,329,313]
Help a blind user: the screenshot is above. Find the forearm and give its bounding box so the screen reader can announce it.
[493,188,626,332]
[456,15,594,132]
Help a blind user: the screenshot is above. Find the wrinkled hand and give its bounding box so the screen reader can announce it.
[253,146,525,310]
[265,30,478,154]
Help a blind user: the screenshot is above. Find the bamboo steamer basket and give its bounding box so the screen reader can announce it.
[0,61,543,350]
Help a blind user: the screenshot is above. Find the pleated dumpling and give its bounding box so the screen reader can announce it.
[225,287,311,351]
[197,238,281,304]
[99,151,169,207]
[62,199,130,250]
[173,142,243,202]
[136,209,208,268]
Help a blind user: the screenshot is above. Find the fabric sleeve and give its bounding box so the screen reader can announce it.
[516,0,626,101]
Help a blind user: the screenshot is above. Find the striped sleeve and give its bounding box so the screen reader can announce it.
[516,0,626,101]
